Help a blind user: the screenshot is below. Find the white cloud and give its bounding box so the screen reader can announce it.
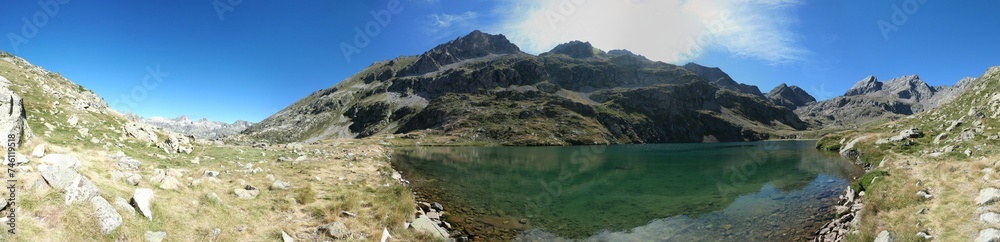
[492,0,807,65]
[429,11,478,29]
[422,11,480,40]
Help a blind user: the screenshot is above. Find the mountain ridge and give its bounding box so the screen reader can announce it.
[242,30,804,145]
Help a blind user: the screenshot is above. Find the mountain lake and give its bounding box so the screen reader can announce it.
[391,140,864,241]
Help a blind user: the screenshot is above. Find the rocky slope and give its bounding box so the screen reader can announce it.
[682,63,765,97]
[812,66,1000,241]
[0,51,430,241]
[767,83,816,110]
[243,30,806,145]
[796,74,977,128]
[126,114,253,140]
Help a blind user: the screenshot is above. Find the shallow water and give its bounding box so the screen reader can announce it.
[392,140,863,241]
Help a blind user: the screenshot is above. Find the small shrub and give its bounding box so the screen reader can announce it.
[293,184,316,205]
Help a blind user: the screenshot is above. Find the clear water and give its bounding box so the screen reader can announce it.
[391,140,863,241]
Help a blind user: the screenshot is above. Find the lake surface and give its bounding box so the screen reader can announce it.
[391,140,863,241]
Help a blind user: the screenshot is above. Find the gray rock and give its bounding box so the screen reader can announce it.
[411,215,448,238]
[0,88,31,149]
[123,122,158,144]
[319,221,350,239]
[114,157,142,171]
[145,231,166,242]
[13,153,28,165]
[977,188,1000,205]
[234,185,259,199]
[203,170,219,177]
[282,230,294,242]
[431,202,444,211]
[158,176,180,190]
[38,164,81,190]
[114,196,136,215]
[39,154,81,170]
[67,115,79,126]
[270,180,290,190]
[341,211,357,217]
[91,196,122,234]
[209,228,222,239]
[983,212,1000,225]
[64,175,101,204]
[31,144,45,158]
[132,188,155,221]
[125,174,142,186]
[205,192,223,203]
[874,230,894,242]
[977,228,1000,242]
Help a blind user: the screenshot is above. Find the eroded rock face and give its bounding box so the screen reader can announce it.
[0,87,31,148]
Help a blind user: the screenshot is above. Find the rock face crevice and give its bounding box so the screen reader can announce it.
[243,31,804,145]
[0,85,31,148]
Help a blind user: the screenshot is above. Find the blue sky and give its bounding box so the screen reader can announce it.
[2,0,999,123]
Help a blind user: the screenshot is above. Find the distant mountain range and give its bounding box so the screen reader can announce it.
[126,113,253,139]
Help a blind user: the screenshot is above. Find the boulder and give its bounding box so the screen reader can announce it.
[67,115,79,126]
[145,231,166,242]
[319,221,350,239]
[203,170,219,177]
[0,89,31,149]
[982,212,1000,226]
[270,180,290,190]
[122,122,158,144]
[38,164,80,190]
[91,196,122,234]
[64,175,101,204]
[125,174,142,186]
[977,188,1000,205]
[977,228,1000,242]
[39,154,81,170]
[874,230,894,242]
[411,214,448,238]
[158,176,180,190]
[131,188,154,221]
[114,157,142,171]
[282,231,295,242]
[234,185,259,199]
[114,196,136,215]
[31,144,45,158]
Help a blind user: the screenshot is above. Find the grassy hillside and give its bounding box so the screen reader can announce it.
[815,66,1000,241]
[0,52,434,241]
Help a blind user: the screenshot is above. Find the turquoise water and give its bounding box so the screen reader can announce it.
[391,141,863,241]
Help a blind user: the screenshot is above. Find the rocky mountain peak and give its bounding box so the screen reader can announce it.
[844,76,881,96]
[682,63,764,97]
[544,41,606,59]
[173,115,191,123]
[767,83,816,110]
[400,30,522,76]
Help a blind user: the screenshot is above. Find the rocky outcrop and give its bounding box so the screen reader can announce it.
[123,122,158,144]
[0,86,31,148]
[683,63,764,97]
[813,187,864,241]
[243,30,804,145]
[767,83,816,109]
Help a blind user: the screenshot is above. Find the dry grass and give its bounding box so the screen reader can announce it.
[846,154,995,241]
